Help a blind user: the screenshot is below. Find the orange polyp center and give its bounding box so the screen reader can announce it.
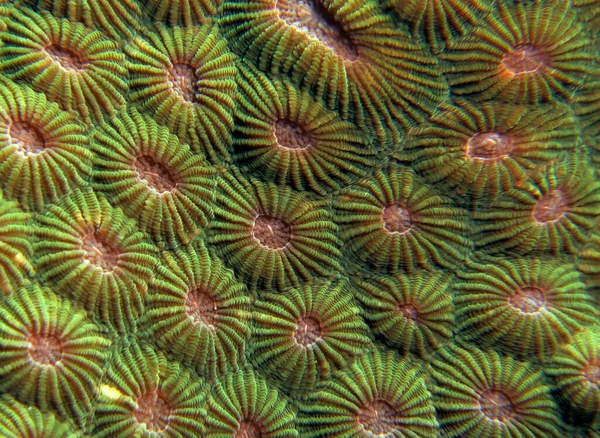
[45,44,84,71]
[28,334,63,365]
[275,0,359,61]
[479,389,515,421]
[357,399,398,435]
[294,316,322,346]
[252,215,291,249]
[235,419,263,438]
[9,121,46,155]
[503,44,547,75]
[533,190,567,223]
[273,119,313,150]
[82,230,120,271]
[466,132,513,160]
[509,287,546,314]
[185,288,217,327]
[382,204,412,234]
[398,304,419,322]
[134,155,177,194]
[134,391,172,432]
[584,361,600,386]
[168,63,198,103]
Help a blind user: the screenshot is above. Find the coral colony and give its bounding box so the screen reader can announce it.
[0,0,599,436]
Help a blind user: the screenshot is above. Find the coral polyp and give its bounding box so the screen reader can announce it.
[143,241,250,379]
[0,284,111,427]
[92,108,216,249]
[0,395,78,437]
[233,63,375,195]
[145,0,221,26]
[0,8,127,124]
[335,163,471,274]
[208,171,341,291]
[299,349,439,437]
[250,279,370,391]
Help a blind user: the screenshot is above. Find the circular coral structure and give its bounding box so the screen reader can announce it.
[93,342,205,437]
[221,0,446,144]
[233,64,375,195]
[0,80,90,212]
[430,344,560,437]
[454,256,597,360]
[547,329,600,428]
[250,279,370,391]
[299,349,438,437]
[387,0,491,53]
[33,188,157,332]
[0,194,34,295]
[208,171,341,291]
[126,22,237,163]
[0,284,110,426]
[400,100,578,202]
[0,8,127,125]
[354,271,454,358]
[438,1,593,103]
[145,0,221,26]
[205,366,298,437]
[92,108,216,249]
[476,156,600,255]
[143,241,250,380]
[335,163,471,274]
[28,0,143,40]
[0,395,78,438]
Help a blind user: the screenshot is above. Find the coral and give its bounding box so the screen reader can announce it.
[475,156,600,255]
[354,271,454,358]
[205,366,298,437]
[0,8,127,124]
[221,0,446,144]
[126,23,237,162]
[399,100,578,202]
[387,0,491,53]
[547,329,600,428]
[334,163,471,274]
[144,0,221,26]
[92,108,216,249]
[573,0,600,37]
[438,1,592,103]
[573,64,600,148]
[0,395,79,438]
[33,188,157,332]
[208,171,341,291]
[454,257,597,360]
[250,279,370,391]
[0,284,111,427]
[142,241,250,380]
[299,348,438,437]
[0,194,34,295]
[578,232,600,292]
[0,80,90,212]
[93,341,205,437]
[429,344,560,437]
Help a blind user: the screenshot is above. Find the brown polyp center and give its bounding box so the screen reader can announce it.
[479,389,515,422]
[273,119,313,150]
[45,44,84,71]
[275,0,359,61]
[134,155,177,194]
[509,287,546,314]
[398,304,419,322]
[533,190,567,223]
[235,419,263,438]
[252,215,291,249]
[293,316,322,346]
[503,44,547,75]
[81,230,120,271]
[466,133,513,160]
[28,334,63,365]
[382,204,412,234]
[168,63,198,103]
[584,360,600,386]
[134,391,172,432]
[185,288,217,327]
[357,399,398,435]
[9,121,46,155]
